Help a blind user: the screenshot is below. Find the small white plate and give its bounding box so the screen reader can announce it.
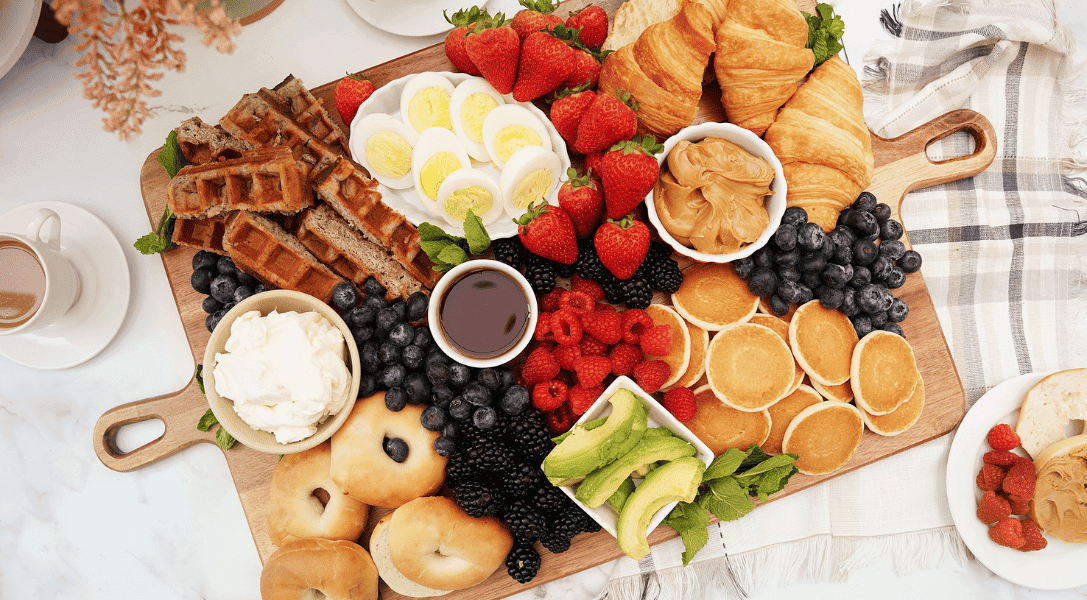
[945,371,1087,590]
[0,201,131,370]
[343,0,489,37]
[0,0,41,82]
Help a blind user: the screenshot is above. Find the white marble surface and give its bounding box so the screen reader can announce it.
[0,0,1084,599]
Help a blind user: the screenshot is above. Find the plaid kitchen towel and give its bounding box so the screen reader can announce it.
[590,1,1087,598]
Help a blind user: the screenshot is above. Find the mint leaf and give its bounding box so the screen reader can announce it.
[197,409,218,432]
[418,221,460,243]
[195,364,205,397]
[419,237,457,260]
[737,451,796,479]
[157,130,187,178]
[700,477,756,522]
[805,2,846,66]
[215,426,237,450]
[134,206,175,255]
[664,501,711,565]
[753,463,799,502]
[463,209,491,255]
[437,243,469,266]
[702,448,746,482]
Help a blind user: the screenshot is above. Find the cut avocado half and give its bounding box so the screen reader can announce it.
[615,456,705,561]
[576,431,697,508]
[543,388,648,483]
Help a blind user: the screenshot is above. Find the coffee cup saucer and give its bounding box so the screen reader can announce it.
[0,201,131,370]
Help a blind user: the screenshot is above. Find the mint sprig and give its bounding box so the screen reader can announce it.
[419,209,492,272]
[194,364,236,450]
[805,2,845,67]
[135,130,186,255]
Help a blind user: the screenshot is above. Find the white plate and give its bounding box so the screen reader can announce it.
[0,0,42,82]
[945,371,1087,590]
[343,0,489,37]
[349,71,570,239]
[0,202,131,370]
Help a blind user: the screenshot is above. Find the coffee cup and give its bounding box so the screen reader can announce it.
[0,208,82,335]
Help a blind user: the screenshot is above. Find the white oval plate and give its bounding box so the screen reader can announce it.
[349,71,570,239]
[343,0,488,38]
[945,371,1087,590]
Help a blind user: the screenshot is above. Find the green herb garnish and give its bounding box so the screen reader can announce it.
[135,130,186,255]
[197,408,237,450]
[157,130,186,178]
[805,2,845,67]
[419,209,492,272]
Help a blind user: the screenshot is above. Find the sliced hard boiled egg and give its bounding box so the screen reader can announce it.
[481,104,553,169]
[412,127,472,213]
[500,146,563,219]
[399,72,456,134]
[449,78,505,163]
[351,113,418,189]
[435,168,504,227]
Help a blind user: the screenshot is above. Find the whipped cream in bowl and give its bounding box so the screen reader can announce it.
[202,289,361,454]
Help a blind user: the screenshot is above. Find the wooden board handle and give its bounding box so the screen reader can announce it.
[92,378,218,472]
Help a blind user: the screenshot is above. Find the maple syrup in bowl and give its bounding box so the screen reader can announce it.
[429,259,537,368]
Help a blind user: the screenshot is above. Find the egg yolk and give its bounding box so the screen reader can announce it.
[443,185,494,221]
[419,152,462,200]
[407,87,453,132]
[364,132,412,179]
[461,93,499,143]
[494,125,542,164]
[512,168,554,210]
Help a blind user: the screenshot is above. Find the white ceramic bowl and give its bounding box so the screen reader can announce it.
[427,259,538,369]
[645,122,787,263]
[552,376,715,540]
[202,290,361,454]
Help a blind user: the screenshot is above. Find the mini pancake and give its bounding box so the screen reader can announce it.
[671,263,759,330]
[749,314,804,396]
[763,384,823,455]
[789,300,858,386]
[666,317,708,391]
[758,296,798,323]
[685,384,771,455]
[850,330,919,415]
[706,323,795,412]
[811,377,854,403]
[860,373,925,436]
[782,400,864,475]
[643,304,691,389]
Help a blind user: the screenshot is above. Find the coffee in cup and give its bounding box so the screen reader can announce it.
[0,208,81,335]
[0,239,47,329]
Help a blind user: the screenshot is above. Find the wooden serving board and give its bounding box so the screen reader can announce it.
[93,0,996,597]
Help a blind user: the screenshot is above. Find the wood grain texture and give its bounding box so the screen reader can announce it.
[93,0,997,598]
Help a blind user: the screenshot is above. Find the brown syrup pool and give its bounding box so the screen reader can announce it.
[438,268,530,360]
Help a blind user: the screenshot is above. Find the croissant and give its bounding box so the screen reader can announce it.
[763,56,875,231]
[713,0,814,136]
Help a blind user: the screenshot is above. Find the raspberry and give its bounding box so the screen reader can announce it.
[987,423,1021,451]
[976,463,1006,492]
[539,287,565,312]
[640,324,673,356]
[545,403,575,434]
[620,308,652,344]
[595,302,616,312]
[522,344,560,385]
[1002,460,1035,503]
[532,380,568,412]
[580,336,608,357]
[1008,495,1031,516]
[570,274,605,303]
[550,309,584,346]
[1019,518,1048,552]
[988,517,1025,549]
[976,490,1011,525]
[573,356,612,387]
[559,289,594,314]
[534,311,555,341]
[568,383,605,415]
[983,450,1021,466]
[581,310,622,345]
[553,343,582,371]
[633,360,671,393]
[608,342,642,377]
[662,387,697,422]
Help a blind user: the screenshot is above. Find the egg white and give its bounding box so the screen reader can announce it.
[435,168,504,227]
[500,146,563,219]
[351,113,419,189]
[481,104,553,169]
[412,127,472,213]
[449,78,506,163]
[399,72,456,134]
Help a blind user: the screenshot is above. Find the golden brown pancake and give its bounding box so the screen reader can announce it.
[686,385,771,455]
[860,373,925,436]
[811,377,854,403]
[750,314,805,396]
[782,400,864,475]
[706,323,795,412]
[789,300,858,386]
[763,384,823,454]
[671,263,759,330]
[666,317,709,391]
[643,304,691,389]
[850,330,919,415]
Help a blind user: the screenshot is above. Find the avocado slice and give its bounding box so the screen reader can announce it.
[615,456,705,561]
[542,388,648,483]
[608,478,636,513]
[575,432,697,508]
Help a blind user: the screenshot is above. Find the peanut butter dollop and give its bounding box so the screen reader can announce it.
[654,137,774,255]
[1030,446,1087,544]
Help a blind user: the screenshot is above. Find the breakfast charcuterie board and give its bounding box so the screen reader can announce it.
[92,0,996,597]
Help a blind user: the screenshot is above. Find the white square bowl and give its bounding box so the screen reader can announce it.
[552,376,714,539]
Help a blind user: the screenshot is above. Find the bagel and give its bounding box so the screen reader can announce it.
[369,515,451,597]
[330,392,447,508]
[267,441,369,546]
[260,538,378,600]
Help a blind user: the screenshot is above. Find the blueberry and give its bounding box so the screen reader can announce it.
[363,276,387,299]
[887,297,909,323]
[406,291,429,322]
[829,241,853,266]
[747,268,778,297]
[216,255,238,276]
[413,325,434,349]
[870,255,894,282]
[478,368,501,391]
[202,295,223,314]
[733,257,756,279]
[872,203,892,223]
[441,421,459,440]
[403,372,431,404]
[880,219,904,241]
[232,285,254,304]
[379,341,401,365]
[425,347,449,367]
[836,208,855,229]
[882,322,905,337]
[796,222,826,251]
[777,264,801,283]
[855,283,885,314]
[346,305,377,328]
[388,322,415,347]
[753,248,774,270]
[192,251,219,272]
[432,384,454,407]
[773,224,798,251]
[363,345,384,375]
[869,309,889,328]
[383,437,409,462]
[191,268,215,295]
[376,307,400,332]
[331,281,360,311]
[852,191,878,212]
[879,239,906,262]
[821,263,853,288]
[434,435,456,456]
[797,283,814,305]
[828,227,856,249]
[899,250,923,273]
[448,396,473,421]
[384,386,408,411]
[851,314,873,337]
[839,287,859,317]
[235,271,258,289]
[500,385,530,415]
[209,275,238,304]
[884,266,907,289]
[205,309,227,333]
[358,373,378,398]
[777,280,805,304]
[426,360,452,385]
[851,239,878,266]
[352,326,374,347]
[420,405,447,431]
[402,344,425,370]
[389,300,407,322]
[774,248,802,268]
[781,206,808,227]
[801,270,822,290]
[767,294,790,316]
[847,210,879,238]
[497,368,517,392]
[449,363,472,388]
[254,283,269,294]
[799,252,827,274]
[817,286,844,310]
[848,265,872,289]
[362,294,388,312]
[464,383,492,406]
[472,406,497,429]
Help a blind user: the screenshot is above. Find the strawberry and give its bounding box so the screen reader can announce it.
[465,15,521,95]
[988,517,1025,549]
[516,200,579,265]
[580,310,622,345]
[548,87,595,146]
[986,423,1021,452]
[521,343,560,385]
[662,387,697,422]
[443,7,487,75]
[574,89,638,155]
[573,355,611,387]
[532,379,568,411]
[565,5,608,49]
[584,151,606,178]
[633,360,670,394]
[512,30,577,102]
[564,46,602,89]
[598,135,664,220]
[607,342,642,377]
[639,324,673,356]
[1019,518,1048,551]
[333,73,375,126]
[594,215,650,280]
[976,490,1011,525]
[558,168,605,239]
[568,383,605,415]
[510,0,563,41]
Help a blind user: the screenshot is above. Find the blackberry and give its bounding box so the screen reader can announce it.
[524,256,557,295]
[600,273,626,304]
[464,440,516,476]
[444,452,476,486]
[493,237,524,270]
[551,257,576,278]
[454,481,501,517]
[502,500,548,542]
[549,509,586,541]
[574,240,607,281]
[642,253,683,294]
[539,530,573,554]
[503,462,545,500]
[505,540,541,584]
[507,408,553,460]
[531,485,570,515]
[619,275,653,309]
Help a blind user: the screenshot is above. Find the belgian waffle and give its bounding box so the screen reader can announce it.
[270,75,351,157]
[171,213,230,254]
[174,116,253,166]
[222,210,343,304]
[314,158,441,288]
[167,147,312,219]
[297,204,426,301]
